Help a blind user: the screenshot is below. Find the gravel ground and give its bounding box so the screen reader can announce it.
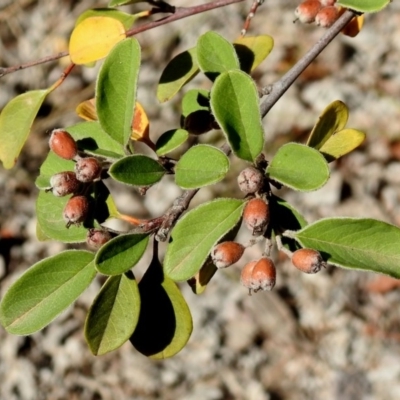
[2,1,400,399]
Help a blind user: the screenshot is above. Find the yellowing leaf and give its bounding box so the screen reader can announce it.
[131,102,150,142]
[234,35,274,72]
[307,100,349,150]
[76,98,97,121]
[340,8,364,37]
[69,17,126,65]
[319,128,366,161]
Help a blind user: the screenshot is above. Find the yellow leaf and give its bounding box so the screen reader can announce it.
[319,128,366,161]
[339,7,364,37]
[131,102,154,149]
[233,35,274,72]
[76,98,97,121]
[307,100,349,150]
[69,17,126,65]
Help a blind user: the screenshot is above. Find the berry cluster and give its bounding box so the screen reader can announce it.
[46,129,111,249]
[210,165,328,294]
[294,0,339,28]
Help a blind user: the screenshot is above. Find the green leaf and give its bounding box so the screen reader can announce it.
[85,272,140,355]
[307,100,348,150]
[67,121,124,159]
[0,251,95,335]
[109,0,146,5]
[187,260,217,295]
[164,198,245,281]
[233,35,274,73]
[291,218,400,278]
[109,155,166,186]
[197,31,240,81]
[319,128,366,162]
[0,89,49,169]
[95,233,149,275]
[181,89,210,118]
[130,256,192,359]
[211,70,264,162]
[96,38,141,146]
[175,145,229,189]
[157,48,199,103]
[337,0,390,13]
[266,143,329,191]
[76,8,138,30]
[155,129,189,156]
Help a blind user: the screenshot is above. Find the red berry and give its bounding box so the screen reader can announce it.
[315,6,339,28]
[211,241,245,269]
[294,0,322,24]
[47,171,80,197]
[243,198,269,235]
[63,195,90,228]
[237,167,264,195]
[241,257,276,293]
[291,248,326,274]
[74,157,102,183]
[49,129,78,160]
[86,228,112,250]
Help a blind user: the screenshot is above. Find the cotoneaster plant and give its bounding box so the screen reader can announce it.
[0,0,397,359]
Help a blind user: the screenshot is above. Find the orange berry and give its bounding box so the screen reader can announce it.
[291,248,326,274]
[49,129,78,160]
[211,241,245,269]
[243,198,269,236]
[47,171,80,197]
[74,157,102,183]
[241,257,276,293]
[315,6,339,28]
[63,195,90,228]
[86,228,112,250]
[237,167,264,195]
[320,0,336,5]
[294,0,322,24]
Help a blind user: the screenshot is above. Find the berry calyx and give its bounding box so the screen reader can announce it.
[63,195,90,228]
[315,6,339,28]
[294,0,322,24]
[211,241,245,269]
[237,167,264,195]
[240,257,276,293]
[49,129,78,160]
[74,157,102,183]
[47,171,80,197]
[291,248,326,274]
[86,228,112,250]
[243,198,270,236]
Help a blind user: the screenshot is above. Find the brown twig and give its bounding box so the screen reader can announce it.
[241,0,264,37]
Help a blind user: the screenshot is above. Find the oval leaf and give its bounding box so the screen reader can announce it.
[233,35,274,73]
[75,8,137,30]
[109,155,165,186]
[95,233,149,275]
[156,129,189,156]
[69,16,126,64]
[130,258,193,359]
[0,251,95,335]
[96,38,141,146]
[76,98,97,121]
[131,102,152,148]
[181,89,210,118]
[197,31,240,81]
[211,70,264,162]
[337,0,390,13]
[0,90,48,169]
[306,100,349,150]
[175,144,229,189]
[266,143,329,191]
[319,128,366,162]
[85,273,140,355]
[164,198,245,281]
[292,218,400,278]
[157,48,199,103]
[187,260,217,295]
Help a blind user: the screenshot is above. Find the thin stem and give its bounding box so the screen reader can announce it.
[260,9,356,118]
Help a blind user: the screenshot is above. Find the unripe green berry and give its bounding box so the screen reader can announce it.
[74,157,102,183]
[86,228,112,250]
[237,167,264,195]
[315,6,339,28]
[49,129,78,160]
[291,248,325,274]
[63,195,90,228]
[47,171,80,197]
[211,241,245,269]
[294,0,322,24]
[243,198,269,235]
